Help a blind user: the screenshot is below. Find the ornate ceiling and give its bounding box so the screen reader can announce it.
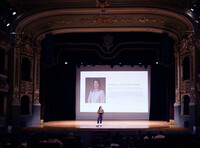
[8,0,197,44]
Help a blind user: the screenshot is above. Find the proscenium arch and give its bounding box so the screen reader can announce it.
[12,7,195,45]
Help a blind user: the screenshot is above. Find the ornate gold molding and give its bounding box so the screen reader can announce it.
[14,36,35,57]
[181,80,191,93]
[21,81,33,94]
[138,17,165,24]
[80,15,133,26]
[47,19,72,25]
[179,33,195,56]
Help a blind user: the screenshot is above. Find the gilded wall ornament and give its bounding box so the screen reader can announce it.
[80,15,133,26]
[22,36,34,56]
[21,81,33,94]
[15,36,35,56]
[180,33,195,56]
[181,81,190,93]
[47,19,72,25]
[138,17,165,24]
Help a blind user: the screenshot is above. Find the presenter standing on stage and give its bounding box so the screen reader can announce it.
[97,106,104,127]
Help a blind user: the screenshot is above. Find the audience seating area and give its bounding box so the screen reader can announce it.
[0,127,200,148]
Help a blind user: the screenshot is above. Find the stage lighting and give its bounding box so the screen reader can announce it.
[65,62,68,64]
[196,20,199,23]
[6,23,10,27]
[156,62,159,64]
[12,12,16,15]
[191,8,194,11]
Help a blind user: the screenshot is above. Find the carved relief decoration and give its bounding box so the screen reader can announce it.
[22,37,35,57]
[15,36,35,57]
[20,81,33,94]
[138,17,165,24]
[47,19,72,25]
[181,80,191,94]
[80,15,133,26]
[180,33,195,56]
[178,32,196,105]
[13,36,41,105]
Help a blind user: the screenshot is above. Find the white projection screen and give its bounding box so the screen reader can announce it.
[76,65,151,120]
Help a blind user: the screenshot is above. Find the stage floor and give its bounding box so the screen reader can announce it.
[22,120,188,132]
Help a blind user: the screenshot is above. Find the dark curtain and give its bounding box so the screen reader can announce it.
[150,65,171,121]
[40,64,76,121]
[149,33,175,121]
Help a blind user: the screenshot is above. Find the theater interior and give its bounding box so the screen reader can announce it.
[1,0,200,147]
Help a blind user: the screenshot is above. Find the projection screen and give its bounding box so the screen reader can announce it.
[76,65,150,120]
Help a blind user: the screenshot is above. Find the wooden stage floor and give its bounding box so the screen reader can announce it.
[22,120,188,132]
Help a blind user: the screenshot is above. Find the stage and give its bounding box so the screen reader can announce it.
[22,120,188,132]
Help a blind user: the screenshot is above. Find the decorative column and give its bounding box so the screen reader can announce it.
[31,45,41,125]
[174,43,181,126]
[11,35,41,126]
[0,39,10,126]
[33,46,41,105]
[174,43,181,106]
[174,33,197,128]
